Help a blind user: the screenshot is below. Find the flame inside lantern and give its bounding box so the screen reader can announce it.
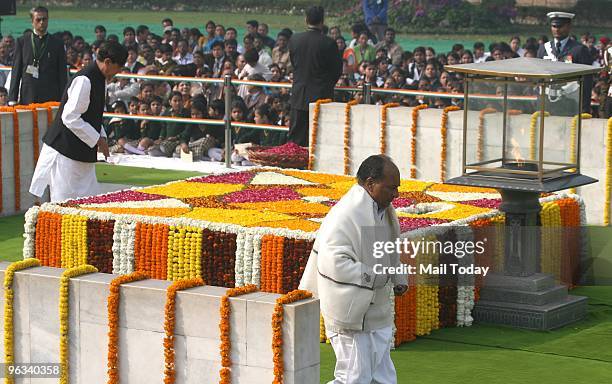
[510,138,524,166]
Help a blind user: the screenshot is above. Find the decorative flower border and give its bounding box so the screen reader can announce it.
[3,258,41,384]
[219,284,259,384]
[59,265,98,384]
[440,106,461,181]
[410,104,429,178]
[107,272,149,384]
[380,103,399,154]
[308,99,332,171]
[606,117,612,226]
[272,290,313,383]
[343,100,359,175]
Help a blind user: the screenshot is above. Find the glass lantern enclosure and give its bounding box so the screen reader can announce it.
[445,58,598,192]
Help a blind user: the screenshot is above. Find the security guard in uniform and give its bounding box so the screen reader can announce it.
[537,12,593,114]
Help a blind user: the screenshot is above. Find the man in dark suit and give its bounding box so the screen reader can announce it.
[8,6,67,105]
[537,11,593,113]
[288,6,342,146]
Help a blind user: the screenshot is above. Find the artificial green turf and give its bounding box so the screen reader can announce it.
[321,287,612,383]
[0,214,26,262]
[95,164,203,186]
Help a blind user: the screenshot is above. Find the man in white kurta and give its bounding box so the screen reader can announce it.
[29,41,126,203]
[299,155,408,384]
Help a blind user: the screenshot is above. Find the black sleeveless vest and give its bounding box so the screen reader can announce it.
[44,63,106,163]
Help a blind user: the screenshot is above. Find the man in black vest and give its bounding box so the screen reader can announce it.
[288,6,342,146]
[8,6,67,105]
[29,41,128,202]
[537,11,593,113]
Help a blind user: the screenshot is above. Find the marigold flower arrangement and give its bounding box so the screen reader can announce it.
[308,99,332,170]
[107,271,149,384]
[569,113,592,193]
[410,104,429,178]
[60,265,98,384]
[219,284,259,384]
[3,258,41,384]
[343,100,359,175]
[380,103,399,154]
[440,106,461,181]
[163,278,204,384]
[271,290,313,384]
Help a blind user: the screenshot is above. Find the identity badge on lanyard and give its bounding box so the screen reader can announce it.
[27,33,47,79]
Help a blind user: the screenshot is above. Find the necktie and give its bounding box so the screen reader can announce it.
[556,41,562,59]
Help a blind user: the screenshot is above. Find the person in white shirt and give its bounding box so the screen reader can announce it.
[173,39,194,65]
[300,154,408,384]
[237,48,272,99]
[29,41,127,202]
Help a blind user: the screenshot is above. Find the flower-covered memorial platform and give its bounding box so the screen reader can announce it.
[24,168,585,346]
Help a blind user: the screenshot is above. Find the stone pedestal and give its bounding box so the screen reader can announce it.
[473,273,587,330]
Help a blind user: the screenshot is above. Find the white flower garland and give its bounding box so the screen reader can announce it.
[112,220,136,274]
[243,232,254,285]
[80,198,190,209]
[251,234,263,287]
[234,231,246,287]
[23,206,40,259]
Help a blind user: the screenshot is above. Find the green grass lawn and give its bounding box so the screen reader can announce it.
[0,164,611,383]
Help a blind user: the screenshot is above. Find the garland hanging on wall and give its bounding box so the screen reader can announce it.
[219,284,259,384]
[3,258,41,384]
[380,103,399,154]
[163,278,204,384]
[440,106,461,182]
[410,104,429,178]
[106,271,149,384]
[271,289,313,384]
[308,99,332,170]
[59,265,98,384]
[343,100,359,175]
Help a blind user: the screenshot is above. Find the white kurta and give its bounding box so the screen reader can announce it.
[29,75,106,203]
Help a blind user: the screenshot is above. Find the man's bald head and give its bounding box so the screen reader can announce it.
[357,155,400,209]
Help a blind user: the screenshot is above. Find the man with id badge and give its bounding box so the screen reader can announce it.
[8,6,67,105]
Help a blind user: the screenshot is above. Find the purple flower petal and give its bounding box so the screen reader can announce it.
[66,190,166,205]
[223,186,301,203]
[189,171,255,184]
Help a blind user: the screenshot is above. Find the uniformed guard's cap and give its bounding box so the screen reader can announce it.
[547,11,575,27]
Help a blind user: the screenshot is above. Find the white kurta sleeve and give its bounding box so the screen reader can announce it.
[61,76,101,148]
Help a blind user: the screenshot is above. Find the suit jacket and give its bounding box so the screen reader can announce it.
[537,38,593,112]
[9,32,68,104]
[289,27,342,111]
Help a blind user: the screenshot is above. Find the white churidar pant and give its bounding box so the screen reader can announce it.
[326,325,397,384]
[29,143,99,203]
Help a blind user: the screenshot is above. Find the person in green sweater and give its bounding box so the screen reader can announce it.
[255,104,286,147]
[354,31,376,65]
[149,91,188,157]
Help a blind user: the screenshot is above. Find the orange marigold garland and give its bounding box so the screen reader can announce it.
[343,100,359,175]
[308,99,332,170]
[219,284,259,384]
[410,104,428,178]
[440,105,461,181]
[271,289,313,384]
[380,102,399,154]
[107,272,149,384]
[477,108,497,162]
[164,278,204,384]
